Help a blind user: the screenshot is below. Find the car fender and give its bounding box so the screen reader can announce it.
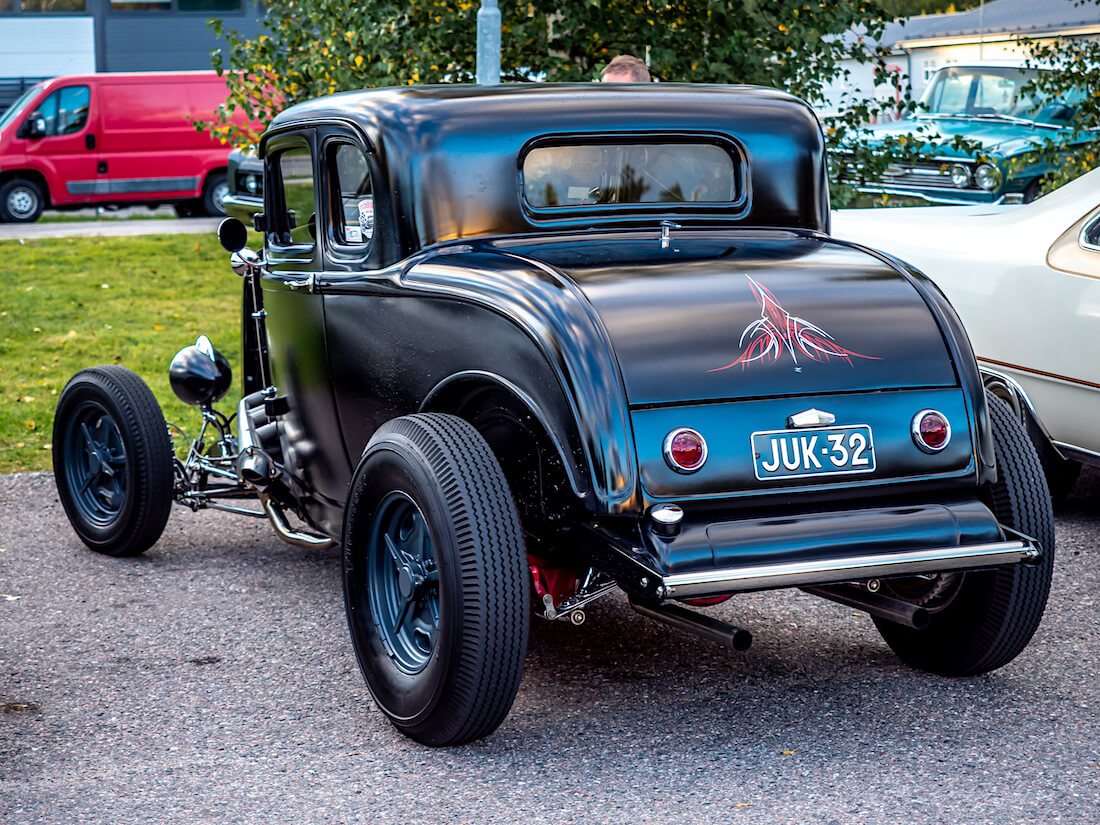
[826,237,997,484]
[402,248,640,514]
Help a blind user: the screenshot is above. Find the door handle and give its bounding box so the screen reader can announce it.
[85,133,96,150]
[285,273,317,293]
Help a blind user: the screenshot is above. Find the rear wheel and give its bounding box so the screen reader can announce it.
[342,414,529,746]
[53,366,174,556]
[0,178,45,223]
[173,200,201,218]
[874,397,1054,675]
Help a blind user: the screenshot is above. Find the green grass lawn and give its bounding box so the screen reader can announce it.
[0,235,242,473]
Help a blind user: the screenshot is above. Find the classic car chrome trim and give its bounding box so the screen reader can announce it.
[853,184,1006,207]
[659,540,1036,599]
[1079,213,1100,253]
[910,409,951,453]
[787,408,836,428]
[1053,442,1100,468]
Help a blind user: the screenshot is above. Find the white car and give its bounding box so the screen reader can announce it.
[833,167,1100,499]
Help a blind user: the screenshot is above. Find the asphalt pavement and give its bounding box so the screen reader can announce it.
[1,469,1097,824]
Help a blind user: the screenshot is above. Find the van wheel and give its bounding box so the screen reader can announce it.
[874,396,1054,675]
[342,414,529,746]
[53,366,175,556]
[0,179,45,223]
[201,173,230,217]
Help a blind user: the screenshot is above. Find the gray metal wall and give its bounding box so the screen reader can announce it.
[101,3,265,72]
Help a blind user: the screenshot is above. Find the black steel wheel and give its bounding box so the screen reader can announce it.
[53,366,174,557]
[874,396,1054,675]
[343,413,529,746]
[0,178,45,223]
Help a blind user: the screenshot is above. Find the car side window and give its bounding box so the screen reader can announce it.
[32,86,90,137]
[275,147,317,248]
[329,142,373,246]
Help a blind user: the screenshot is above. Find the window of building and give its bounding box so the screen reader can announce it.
[109,0,240,11]
[329,142,373,247]
[18,0,87,10]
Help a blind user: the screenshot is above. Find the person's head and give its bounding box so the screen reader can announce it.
[600,55,651,83]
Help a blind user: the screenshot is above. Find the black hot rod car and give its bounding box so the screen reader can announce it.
[53,84,1054,746]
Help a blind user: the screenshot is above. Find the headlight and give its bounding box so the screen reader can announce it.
[974,163,1002,191]
[950,164,971,188]
[244,174,259,194]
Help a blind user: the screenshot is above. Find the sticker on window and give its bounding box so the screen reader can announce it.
[345,225,363,243]
[358,199,375,241]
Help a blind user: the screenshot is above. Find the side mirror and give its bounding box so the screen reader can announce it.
[24,115,46,139]
[217,217,248,253]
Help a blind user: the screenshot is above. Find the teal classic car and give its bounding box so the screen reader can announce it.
[840,64,1088,204]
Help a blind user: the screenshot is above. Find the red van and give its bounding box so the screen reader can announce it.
[0,71,241,223]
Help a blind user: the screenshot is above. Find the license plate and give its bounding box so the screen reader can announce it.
[751,424,876,481]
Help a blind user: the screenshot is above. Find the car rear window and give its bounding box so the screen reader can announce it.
[522,142,738,209]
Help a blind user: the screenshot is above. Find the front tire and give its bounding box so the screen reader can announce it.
[342,414,529,746]
[53,366,174,556]
[0,178,45,223]
[874,397,1054,675]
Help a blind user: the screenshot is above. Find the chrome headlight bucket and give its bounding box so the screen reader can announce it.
[949,164,972,188]
[975,163,1002,191]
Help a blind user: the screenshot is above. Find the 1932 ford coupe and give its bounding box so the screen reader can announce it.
[53,85,1054,746]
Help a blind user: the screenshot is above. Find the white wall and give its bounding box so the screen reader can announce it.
[0,17,95,78]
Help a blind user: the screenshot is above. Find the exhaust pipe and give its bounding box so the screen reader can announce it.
[631,599,752,651]
[802,584,930,630]
[236,392,276,489]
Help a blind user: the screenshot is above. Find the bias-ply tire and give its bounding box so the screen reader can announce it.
[53,366,174,557]
[342,413,529,746]
[874,396,1054,676]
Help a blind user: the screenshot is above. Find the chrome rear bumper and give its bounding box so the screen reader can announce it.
[658,540,1037,600]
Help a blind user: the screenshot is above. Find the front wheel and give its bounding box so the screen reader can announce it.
[0,178,45,223]
[53,366,174,556]
[342,414,529,746]
[874,396,1054,675]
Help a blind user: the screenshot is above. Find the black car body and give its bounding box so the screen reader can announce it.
[55,84,1054,746]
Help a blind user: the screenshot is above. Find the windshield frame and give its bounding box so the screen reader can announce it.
[0,84,45,133]
[920,66,1042,119]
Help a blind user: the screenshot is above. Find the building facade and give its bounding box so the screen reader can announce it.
[0,0,263,107]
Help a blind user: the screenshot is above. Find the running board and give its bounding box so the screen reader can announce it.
[657,541,1038,600]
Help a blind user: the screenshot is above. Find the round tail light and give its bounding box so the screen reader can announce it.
[912,410,951,453]
[663,427,708,473]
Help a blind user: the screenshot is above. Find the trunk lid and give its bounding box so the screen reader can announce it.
[495,231,957,406]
